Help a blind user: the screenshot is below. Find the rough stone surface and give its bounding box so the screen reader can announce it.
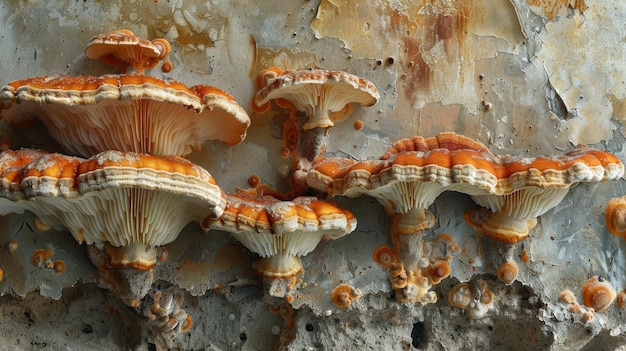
[1,1,626,350]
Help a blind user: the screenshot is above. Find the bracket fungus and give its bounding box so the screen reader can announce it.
[0,149,226,271]
[308,133,493,303]
[84,29,171,74]
[252,67,379,131]
[0,75,250,157]
[204,192,356,298]
[467,147,624,243]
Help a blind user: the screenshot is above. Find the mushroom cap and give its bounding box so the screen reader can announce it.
[381,132,492,160]
[331,283,363,309]
[309,133,623,242]
[469,147,623,242]
[605,196,626,238]
[84,29,171,73]
[581,276,616,312]
[306,144,499,215]
[205,192,357,259]
[0,149,226,269]
[0,149,50,202]
[252,68,379,130]
[1,75,251,157]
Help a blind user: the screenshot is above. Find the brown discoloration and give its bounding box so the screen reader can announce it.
[400,37,430,100]
[435,13,455,41]
[527,0,586,21]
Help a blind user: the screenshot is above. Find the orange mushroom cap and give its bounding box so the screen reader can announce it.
[0,149,226,270]
[1,74,251,157]
[84,29,171,74]
[309,132,624,241]
[252,68,379,130]
[581,276,616,312]
[204,192,356,279]
[605,196,626,238]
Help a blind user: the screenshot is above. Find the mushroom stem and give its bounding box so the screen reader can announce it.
[87,245,154,306]
[254,253,303,279]
[392,207,436,237]
[255,253,302,298]
[104,242,158,271]
[478,211,538,243]
[303,107,332,130]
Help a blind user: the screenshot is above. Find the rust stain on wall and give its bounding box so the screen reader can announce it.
[527,0,587,20]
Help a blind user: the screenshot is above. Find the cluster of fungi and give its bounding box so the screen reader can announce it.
[0,28,624,341]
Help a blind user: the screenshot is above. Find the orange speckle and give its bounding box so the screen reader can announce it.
[161,61,173,73]
[353,120,364,130]
[53,260,66,274]
[468,258,475,265]
[32,247,54,267]
[279,304,293,319]
[580,311,594,323]
[559,289,577,304]
[157,247,168,262]
[281,147,291,158]
[7,240,17,254]
[285,294,294,303]
[103,306,118,316]
[0,267,3,282]
[181,315,193,332]
[520,249,530,263]
[248,174,261,188]
[569,303,582,314]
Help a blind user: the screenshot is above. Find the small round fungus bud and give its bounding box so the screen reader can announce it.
[582,276,616,312]
[331,283,362,309]
[496,260,518,285]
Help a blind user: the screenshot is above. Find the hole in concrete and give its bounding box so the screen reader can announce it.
[82,323,93,334]
[147,343,156,351]
[239,332,247,341]
[411,322,425,348]
[306,323,314,332]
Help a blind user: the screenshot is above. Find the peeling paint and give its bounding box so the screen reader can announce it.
[526,0,587,21]
[535,2,625,144]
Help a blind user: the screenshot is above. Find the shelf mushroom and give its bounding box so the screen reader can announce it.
[84,29,171,74]
[204,192,356,298]
[251,67,379,194]
[0,75,251,157]
[0,148,49,213]
[252,68,379,131]
[307,133,493,303]
[0,149,226,303]
[467,147,624,243]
